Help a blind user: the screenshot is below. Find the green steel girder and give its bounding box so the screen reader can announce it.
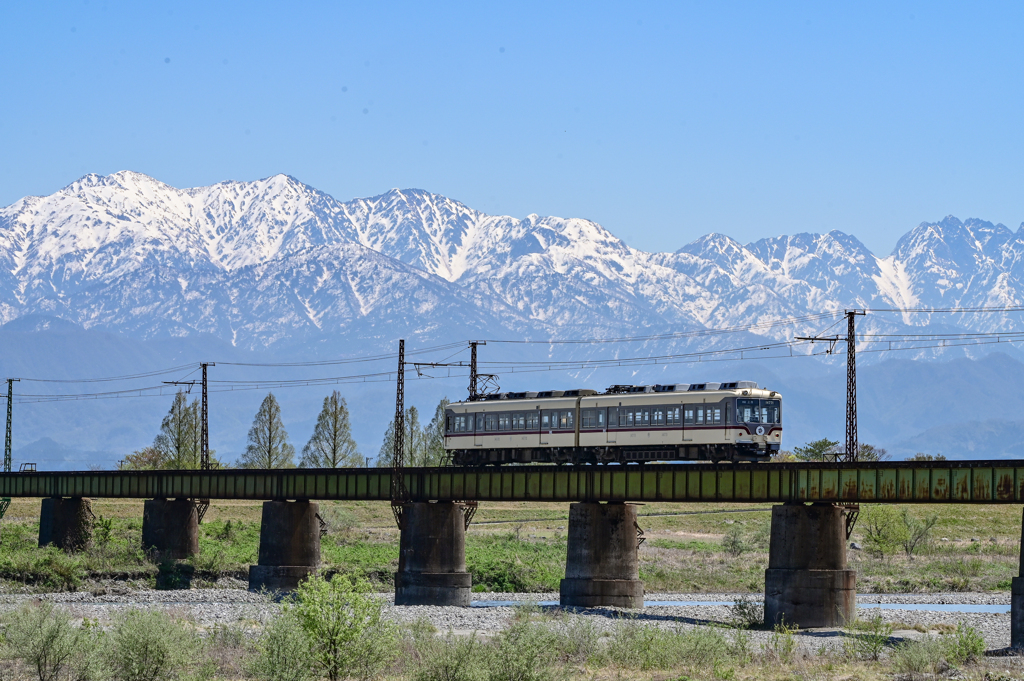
[0,461,1024,504]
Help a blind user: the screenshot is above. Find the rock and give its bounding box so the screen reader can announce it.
[941,537,950,541]
[850,542,863,550]
[971,537,980,542]
[725,520,735,525]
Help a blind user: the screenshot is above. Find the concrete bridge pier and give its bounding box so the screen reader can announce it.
[395,502,472,606]
[142,499,199,559]
[249,500,320,592]
[560,501,644,608]
[1011,509,1024,647]
[38,497,93,551]
[764,503,856,628]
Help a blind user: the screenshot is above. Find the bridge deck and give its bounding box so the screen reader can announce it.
[1,462,1023,503]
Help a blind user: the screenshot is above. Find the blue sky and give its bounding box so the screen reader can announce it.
[1,1,1022,255]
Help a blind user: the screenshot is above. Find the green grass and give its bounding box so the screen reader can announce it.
[1,499,1022,594]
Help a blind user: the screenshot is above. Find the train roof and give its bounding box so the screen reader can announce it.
[464,381,764,402]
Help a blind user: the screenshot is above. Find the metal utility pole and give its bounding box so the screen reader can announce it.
[468,341,483,401]
[164,363,214,523]
[0,379,18,525]
[391,340,408,528]
[844,311,865,463]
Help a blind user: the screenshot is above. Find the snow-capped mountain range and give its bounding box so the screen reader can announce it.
[1,170,1022,353]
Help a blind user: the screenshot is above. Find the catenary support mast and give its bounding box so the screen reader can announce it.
[391,340,408,528]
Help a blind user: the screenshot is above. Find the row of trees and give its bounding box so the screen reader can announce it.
[776,438,946,462]
[122,390,450,470]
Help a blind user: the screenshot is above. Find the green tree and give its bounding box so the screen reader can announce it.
[421,398,450,466]
[119,446,167,470]
[377,405,424,467]
[860,505,908,560]
[857,443,889,461]
[300,391,361,468]
[238,393,295,468]
[793,438,839,462]
[153,390,201,469]
[293,573,399,681]
[377,400,451,467]
[908,453,946,461]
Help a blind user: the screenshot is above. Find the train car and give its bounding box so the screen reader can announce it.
[445,381,782,465]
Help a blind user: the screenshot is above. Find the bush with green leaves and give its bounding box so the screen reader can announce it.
[860,506,908,560]
[843,615,892,661]
[728,595,763,629]
[103,609,198,681]
[890,636,948,675]
[293,573,399,681]
[2,601,98,681]
[942,622,985,666]
[607,621,729,671]
[247,608,312,681]
[761,623,796,664]
[487,621,557,681]
[413,632,487,681]
[721,525,745,557]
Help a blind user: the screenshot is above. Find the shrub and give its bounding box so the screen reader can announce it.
[103,609,198,681]
[890,636,947,675]
[414,632,486,681]
[843,615,892,661]
[860,506,908,560]
[2,601,95,681]
[247,609,312,681]
[728,596,763,629]
[294,573,399,681]
[487,621,556,681]
[607,622,729,671]
[556,616,599,664]
[761,623,796,664]
[942,622,985,666]
[722,525,745,557]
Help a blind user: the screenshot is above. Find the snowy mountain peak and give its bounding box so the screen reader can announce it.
[2,171,1024,350]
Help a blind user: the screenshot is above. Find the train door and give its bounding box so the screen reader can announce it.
[606,406,617,443]
[540,410,551,445]
[474,412,484,448]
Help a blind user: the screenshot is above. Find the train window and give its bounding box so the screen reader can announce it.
[597,410,606,428]
[476,414,485,431]
[652,408,664,426]
[513,413,524,430]
[696,407,704,425]
[527,412,539,429]
[737,398,759,423]
[620,410,633,427]
[582,409,595,428]
[498,414,510,430]
[485,414,498,431]
[541,412,551,429]
[762,400,781,424]
[667,407,680,425]
[684,407,694,424]
[711,407,721,425]
[564,411,575,429]
[725,402,732,424]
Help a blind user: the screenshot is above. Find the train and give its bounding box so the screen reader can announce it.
[444,381,782,465]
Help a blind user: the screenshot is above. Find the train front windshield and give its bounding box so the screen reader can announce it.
[736,398,781,424]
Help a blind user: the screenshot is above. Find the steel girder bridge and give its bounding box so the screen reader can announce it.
[1,460,1023,504]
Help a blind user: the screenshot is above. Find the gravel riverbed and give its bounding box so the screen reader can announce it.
[0,588,1014,652]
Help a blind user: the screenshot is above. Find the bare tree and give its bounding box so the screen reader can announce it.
[300,391,361,467]
[238,393,295,468]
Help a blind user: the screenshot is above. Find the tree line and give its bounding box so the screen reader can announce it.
[120,390,450,470]
[774,438,946,462]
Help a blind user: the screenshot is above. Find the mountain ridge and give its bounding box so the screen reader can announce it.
[3,171,1024,355]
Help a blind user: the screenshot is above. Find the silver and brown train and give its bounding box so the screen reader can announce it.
[444,381,782,465]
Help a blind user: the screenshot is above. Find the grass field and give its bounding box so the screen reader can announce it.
[0,497,1020,592]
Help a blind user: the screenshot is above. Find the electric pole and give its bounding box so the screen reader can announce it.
[845,310,865,463]
[468,341,483,401]
[164,363,214,523]
[0,379,18,526]
[391,339,408,528]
